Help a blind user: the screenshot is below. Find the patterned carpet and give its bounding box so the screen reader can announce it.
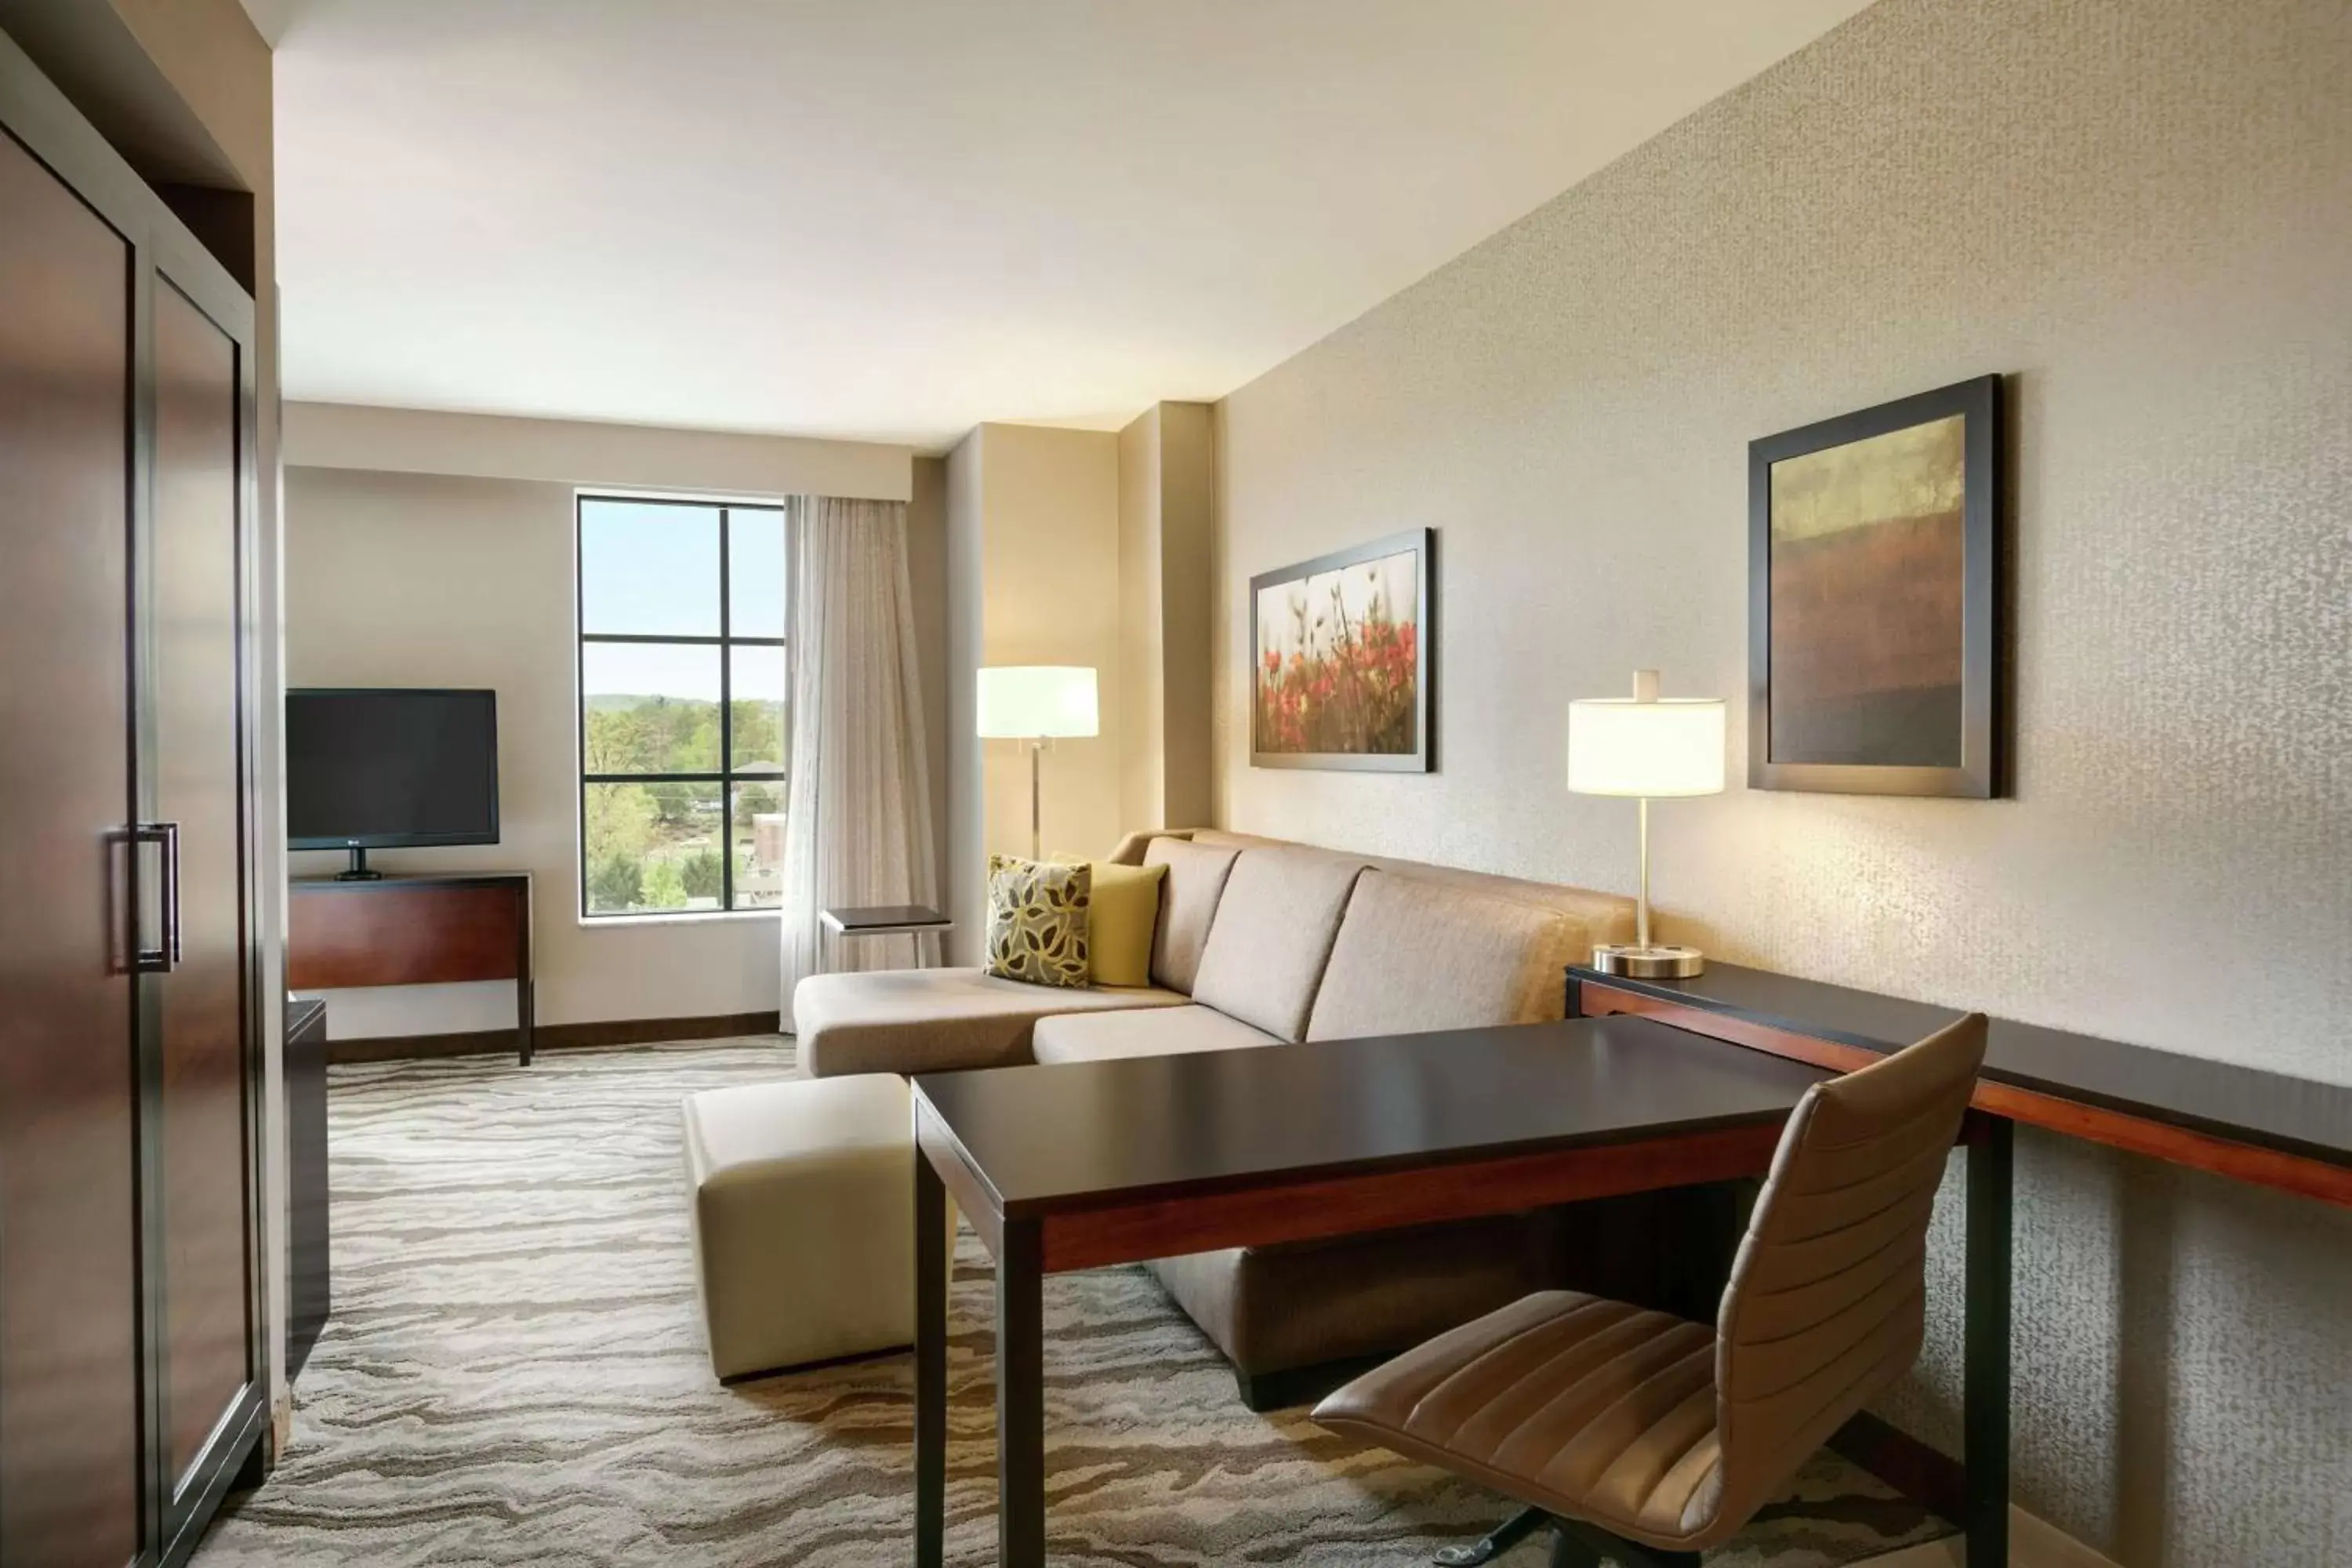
[195,1040,1948,1567]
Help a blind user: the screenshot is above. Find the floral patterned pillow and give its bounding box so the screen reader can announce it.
[983,855,1092,989]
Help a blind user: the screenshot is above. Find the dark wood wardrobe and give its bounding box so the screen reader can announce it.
[0,27,269,1568]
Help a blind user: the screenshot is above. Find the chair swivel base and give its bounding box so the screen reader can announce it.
[1434,1504,1545,1566]
[1434,1508,1700,1568]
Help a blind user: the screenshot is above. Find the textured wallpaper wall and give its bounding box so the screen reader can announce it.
[1209,0,2351,1561]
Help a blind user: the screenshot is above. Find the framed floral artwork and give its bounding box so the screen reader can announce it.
[1250,528,1432,772]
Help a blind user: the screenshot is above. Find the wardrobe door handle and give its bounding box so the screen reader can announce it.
[107,828,133,975]
[132,821,182,974]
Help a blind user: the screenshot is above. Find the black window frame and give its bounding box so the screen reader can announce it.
[575,493,789,919]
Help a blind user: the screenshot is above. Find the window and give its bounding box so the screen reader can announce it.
[576,496,788,916]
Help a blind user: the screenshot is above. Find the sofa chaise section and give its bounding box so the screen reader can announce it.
[1032,1004,1279,1065]
[794,967,1186,1078]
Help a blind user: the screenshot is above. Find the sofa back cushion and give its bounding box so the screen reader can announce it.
[1143,837,1240,994]
[1304,870,1581,1041]
[1189,828,1635,958]
[1189,847,1368,1041]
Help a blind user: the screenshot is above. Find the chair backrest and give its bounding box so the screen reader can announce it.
[1709,1012,1987,1525]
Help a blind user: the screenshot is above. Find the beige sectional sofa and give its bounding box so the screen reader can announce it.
[790,829,1640,1406]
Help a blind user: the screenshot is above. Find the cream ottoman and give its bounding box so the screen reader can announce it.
[681,1073,944,1381]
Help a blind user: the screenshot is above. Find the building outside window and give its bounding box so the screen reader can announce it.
[575,495,788,916]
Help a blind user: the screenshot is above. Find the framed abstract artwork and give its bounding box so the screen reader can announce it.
[1250,528,1432,772]
[1749,375,2004,797]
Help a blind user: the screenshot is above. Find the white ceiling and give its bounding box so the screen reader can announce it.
[265,1,1872,452]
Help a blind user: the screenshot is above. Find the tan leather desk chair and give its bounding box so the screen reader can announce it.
[1316,1013,1987,1568]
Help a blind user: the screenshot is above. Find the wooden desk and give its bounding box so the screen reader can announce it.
[1570,964,2352,1208]
[288,873,535,1065]
[1571,960,2352,1563]
[910,1018,1995,1568]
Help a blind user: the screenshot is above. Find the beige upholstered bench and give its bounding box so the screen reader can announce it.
[681,1073,948,1381]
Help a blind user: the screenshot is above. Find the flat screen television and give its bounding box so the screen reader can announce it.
[287,688,499,878]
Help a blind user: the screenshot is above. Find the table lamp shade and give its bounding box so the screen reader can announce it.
[976,666,1098,739]
[1566,695,1726,797]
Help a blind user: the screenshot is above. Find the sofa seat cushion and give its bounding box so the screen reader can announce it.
[1305,870,1581,1041]
[792,967,1186,1078]
[1188,846,1367,1041]
[1143,837,1240,993]
[1032,1004,1281,1065]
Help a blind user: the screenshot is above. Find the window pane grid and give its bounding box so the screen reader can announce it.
[578,497,788,918]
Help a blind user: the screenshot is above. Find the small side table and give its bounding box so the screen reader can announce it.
[819,905,952,970]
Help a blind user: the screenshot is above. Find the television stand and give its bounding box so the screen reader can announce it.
[287,871,536,1064]
[336,846,385,880]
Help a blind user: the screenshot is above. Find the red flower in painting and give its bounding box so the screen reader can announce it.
[1253,587,1419,757]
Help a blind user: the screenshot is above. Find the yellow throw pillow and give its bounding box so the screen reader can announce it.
[1087,861,1167,989]
[983,855,1092,989]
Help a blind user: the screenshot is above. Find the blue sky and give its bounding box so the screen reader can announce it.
[580,499,786,701]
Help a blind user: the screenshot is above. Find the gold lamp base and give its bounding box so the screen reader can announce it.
[1590,943,1707,980]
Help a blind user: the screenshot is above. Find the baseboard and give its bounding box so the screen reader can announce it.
[324,1011,782,1064]
[1867,1508,2123,1567]
[2009,1508,2125,1568]
[1834,1412,2122,1568]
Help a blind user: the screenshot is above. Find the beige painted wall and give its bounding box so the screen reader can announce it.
[906,456,952,900]
[1116,412,1163,831]
[283,423,942,1036]
[284,470,785,1033]
[1210,0,2352,1560]
[944,434,985,962]
[942,423,1124,956]
[1117,402,1217,831]
[285,401,913,503]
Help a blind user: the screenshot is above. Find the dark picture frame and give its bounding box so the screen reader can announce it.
[1249,527,1432,772]
[1748,375,2004,797]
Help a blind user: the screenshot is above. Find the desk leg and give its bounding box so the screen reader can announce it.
[915,1156,948,1568]
[1964,1112,2013,1568]
[996,1218,1044,1567]
[515,884,535,1067]
[517,977,535,1067]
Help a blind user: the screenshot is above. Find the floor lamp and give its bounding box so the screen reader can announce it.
[976,666,1099,862]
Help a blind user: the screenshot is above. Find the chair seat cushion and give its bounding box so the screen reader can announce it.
[791,966,1187,1077]
[1313,1290,1734,1552]
[1031,1004,1279,1065]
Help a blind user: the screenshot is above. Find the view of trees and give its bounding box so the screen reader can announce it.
[583,693,786,915]
[577,495,789,917]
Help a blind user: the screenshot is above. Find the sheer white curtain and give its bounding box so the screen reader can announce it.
[779,495,940,1027]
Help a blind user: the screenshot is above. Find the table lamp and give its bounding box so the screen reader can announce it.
[1566,669,1726,978]
[976,665,1099,861]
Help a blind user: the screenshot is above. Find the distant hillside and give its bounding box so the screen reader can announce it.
[585,693,719,713]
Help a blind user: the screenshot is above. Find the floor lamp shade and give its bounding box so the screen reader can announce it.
[976,666,1099,740]
[1566,670,1725,978]
[977,666,1098,862]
